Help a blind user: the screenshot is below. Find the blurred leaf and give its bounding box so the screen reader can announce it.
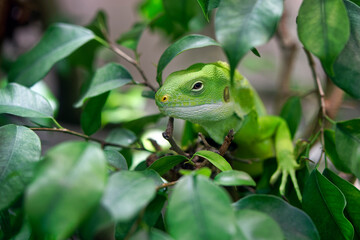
[280,96,302,139]
[122,113,164,135]
[139,0,164,20]
[323,168,360,239]
[156,34,220,85]
[350,0,360,5]
[215,0,283,81]
[87,10,108,40]
[250,47,261,57]
[105,128,137,150]
[143,193,167,227]
[117,22,147,51]
[330,1,360,98]
[181,121,198,147]
[297,0,349,75]
[179,167,212,177]
[75,63,132,107]
[234,194,319,240]
[214,170,256,186]
[166,174,236,240]
[8,23,96,87]
[235,209,284,240]
[0,125,41,210]
[26,141,107,239]
[142,90,156,99]
[196,0,220,21]
[150,228,174,240]
[148,155,188,176]
[324,129,351,173]
[193,150,232,172]
[302,169,354,240]
[81,92,109,136]
[335,119,360,179]
[104,149,128,171]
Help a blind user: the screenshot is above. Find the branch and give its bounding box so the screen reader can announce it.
[156,181,177,190]
[162,117,189,157]
[218,129,234,156]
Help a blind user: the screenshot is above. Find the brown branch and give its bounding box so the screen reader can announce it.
[156,181,177,190]
[148,138,162,151]
[198,132,212,150]
[162,117,189,157]
[218,129,234,156]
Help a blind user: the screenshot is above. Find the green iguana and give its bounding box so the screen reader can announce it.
[155,61,301,200]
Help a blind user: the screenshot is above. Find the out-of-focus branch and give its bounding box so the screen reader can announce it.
[162,117,189,157]
[218,129,234,156]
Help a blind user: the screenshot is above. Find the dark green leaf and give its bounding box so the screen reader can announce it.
[142,90,156,99]
[87,10,108,40]
[234,194,319,240]
[117,22,147,51]
[166,175,236,240]
[105,128,137,150]
[75,63,132,107]
[9,23,96,86]
[196,0,220,21]
[215,0,283,80]
[81,92,109,135]
[0,125,41,210]
[214,170,256,186]
[350,0,360,6]
[280,96,302,139]
[330,1,360,98]
[302,169,354,240]
[143,193,167,227]
[250,47,261,57]
[122,113,164,135]
[25,141,107,239]
[335,119,360,179]
[150,228,174,240]
[193,150,232,172]
[148,155,188,176]
[104,149,128,171]
[297,0,350,75]
[323,168,360,239]
[324,129,351,173]
[181,121,198,147]
[156,34,220,85]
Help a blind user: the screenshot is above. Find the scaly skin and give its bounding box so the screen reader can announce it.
[155,61,301,201]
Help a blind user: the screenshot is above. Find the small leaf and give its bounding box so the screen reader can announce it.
[280,96,302,139]
[250,48,261,57]
[0,125,41,210]
[156,34,220,85]
[324,129,351,173]
[8,23,95,86]
[148,155,188,176]
[104,149,128,171]
[105,128,137,150]
[196,0,220,21]
[179,167,212,177]
[214,170,256,186]
[297,0,350,75]
[302,169,354,240]
[166,174,236,240]
[193,150,232,172]
[117,22,147,51]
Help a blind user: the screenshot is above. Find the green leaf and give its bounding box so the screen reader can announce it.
[196,0,220,21]
[104,149,128,171]
[122,113,164,135]
[297,0,350,75]
[181,121,198,147]
[324,129,351,173]
[0,125,41,210]
[214,170,256,186]
[250,47,261,57]
[105,128,137,150]
[148,155,188,176]
[156,34,220,85]
[75,63,132,107]
[335,119,360,179]
[0,83,54,119]
[235,209,284,240]
[143,193,167,227]
[323,168,360,239]
[8,23,95,86]
[215,0,283,81]
[193,150,232,172]
[150,228,174,240]
[102,171,157,221]
[302,169,354,240]
[280,96,302,139]
[330,0,360,98]
[234,194,319,240]
[179,167,212,177]
[25,141,107,239]
[117,22,147,51]
[166,174,236,240]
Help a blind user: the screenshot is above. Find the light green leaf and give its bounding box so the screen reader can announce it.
[179,167,212,177]
[25,141,108,240]
[8,23,95,86]
[193,150,232,172]
[297,0,350,75]
[214,170,255,186]
[0,125,41,210]
[117,22,147,51]
[148,155,188,176]
[324,129,351,173]
[196,0,220,21]
[280,96,302,139]
[105,128,137,150]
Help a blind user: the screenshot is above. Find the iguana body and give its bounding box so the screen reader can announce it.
[155,61,301,200]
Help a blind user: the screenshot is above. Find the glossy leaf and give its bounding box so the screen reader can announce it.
[324,129,350,173]
[215,0,283,80]
[104,149,128,171]
[156,34,220,85]
[280,96,302,139]
[335,119,360,179]
[117,22,146,51]
[297,0,350,75]
[166,174,236,240]
[75,63,132,107]
[323,168,360,239]
[105,128,137,150]
[0,125,41,210]
[8,23,95,86]
[302,169,354,240]
[214,170,255,186]
[234,195,319,240]
[193,150,232,172]
[0,83,54,119]
[196,0,220,21]
[148,155,188,176]
[25,141,108,239]
[330,1,360,98]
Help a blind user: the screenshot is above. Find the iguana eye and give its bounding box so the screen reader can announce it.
[191,81,203,91]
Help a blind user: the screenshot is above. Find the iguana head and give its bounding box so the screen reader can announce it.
[155,61,236,123]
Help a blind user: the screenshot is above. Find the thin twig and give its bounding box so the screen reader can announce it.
[198,132,212,150]
[162,117,189,157]
[148,138,162,151]
[218,129,234,156]
[156,181,177,190]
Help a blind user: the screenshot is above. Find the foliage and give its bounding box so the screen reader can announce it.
[1,0,360,239]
